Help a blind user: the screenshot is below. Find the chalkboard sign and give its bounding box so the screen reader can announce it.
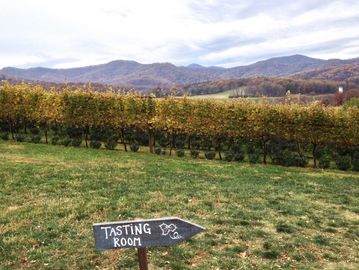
[93,217,204,251]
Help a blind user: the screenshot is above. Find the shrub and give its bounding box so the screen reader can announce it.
[336,155,351,171]
[278,149,291,166]
[51,135,60,145]
[335,146,353,158]
[248,152,261,164]
[15,134,26,142]
[231,144,242,153]
[154,147,162,155]
[288,156,308,167]
[130,131,148,146]
[89,127,103,141]
[352,152,359,171]
[130,143,139,152]
[1,132,9,141]
[30,126,41,135]
[31,135,41,144]
[161,149,166,155]
[190,139,201,150]
[90,140,102,149]
[159,137,169,148]
[268,138,300,166]
[202,139,213,150]
[176,149,185,157]
[61,138,71,147]
[190,149,199,158]
[319,154,331,169]
[175,137,186,149]
[247,143,261,164]
[105,138,117,150]
[205,151,216,160]
[317,146,331,158]
[71,138,82,147]
[224,151,234,162]
[272,147,308,167]
[233,151,245,162]
[66,126,82,139]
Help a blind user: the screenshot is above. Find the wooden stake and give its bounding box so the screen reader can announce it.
[137,248,148,270]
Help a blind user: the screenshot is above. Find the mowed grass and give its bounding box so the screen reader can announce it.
[189,91,334,103]
[0,141,358,270]
[189,89,242,99]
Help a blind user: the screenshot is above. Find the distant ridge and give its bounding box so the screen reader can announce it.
[1,55,358,91]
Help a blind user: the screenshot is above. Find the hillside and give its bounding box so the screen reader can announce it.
[0,60,224,91]
[294,62,359,81]
[1,140,358,269]
[1,55,359,91]
[180,77,340,97]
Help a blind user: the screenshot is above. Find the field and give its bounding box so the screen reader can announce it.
[189,89,334,103]
[0,141,358,269]
[189,89,242,99]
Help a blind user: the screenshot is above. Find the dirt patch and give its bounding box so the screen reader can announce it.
[1,205,22,216]
[260,221,277,234]
[341,210,359,222]
[190,250,209,266]
[310,199,359,222]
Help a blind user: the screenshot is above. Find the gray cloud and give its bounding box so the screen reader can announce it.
[0,0,358,68]
[188,0,329,22]
[16,58,79,69]
[183,0,359,66]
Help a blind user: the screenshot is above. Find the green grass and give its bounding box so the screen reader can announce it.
[189,89,243,99]
[189,90,334,103]
[0,140,358,269]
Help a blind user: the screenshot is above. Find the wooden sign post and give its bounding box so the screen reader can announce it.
[93,217,205,270]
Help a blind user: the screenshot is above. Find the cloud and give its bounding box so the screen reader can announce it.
[0,0,358,68]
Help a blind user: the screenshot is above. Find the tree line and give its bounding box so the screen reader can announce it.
[1,82,358,169]
[180,77,340,97]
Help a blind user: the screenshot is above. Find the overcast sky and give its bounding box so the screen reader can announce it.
[1,0,359,69]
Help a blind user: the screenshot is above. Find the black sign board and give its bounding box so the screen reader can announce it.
[93,217,204,251]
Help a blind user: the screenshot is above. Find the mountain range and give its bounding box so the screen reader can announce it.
[1,55,359,91]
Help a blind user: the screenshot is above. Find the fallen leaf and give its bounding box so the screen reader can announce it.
[239,251,246,258]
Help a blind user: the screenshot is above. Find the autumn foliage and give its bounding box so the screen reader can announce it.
[1,82,358,156]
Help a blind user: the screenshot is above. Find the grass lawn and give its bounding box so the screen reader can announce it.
[189,91,334,104]
[189,89,242,99]
[0,140,358,269]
